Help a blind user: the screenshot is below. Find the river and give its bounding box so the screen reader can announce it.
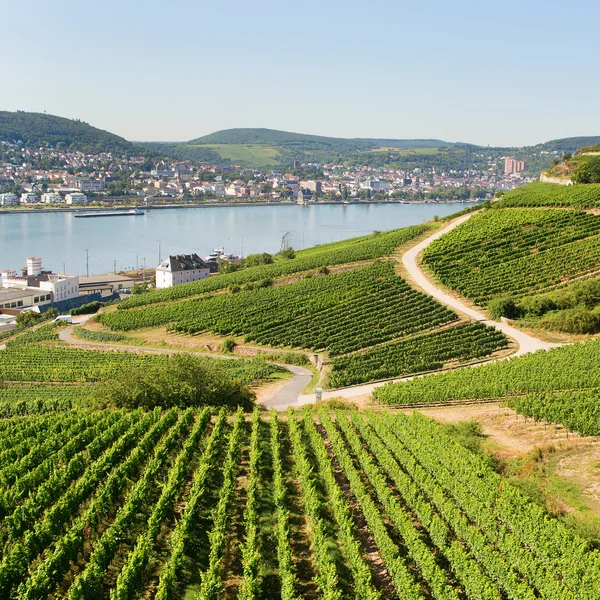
[0,202,468,276]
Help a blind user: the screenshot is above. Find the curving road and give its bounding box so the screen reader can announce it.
[401,213,561,357]
[56,323,314,411]
[299,213,564,403]
[6,216,565,408]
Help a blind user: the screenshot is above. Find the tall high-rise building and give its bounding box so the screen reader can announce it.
[504,157,526,174]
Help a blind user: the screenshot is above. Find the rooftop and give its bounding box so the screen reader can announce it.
[157,253,209,272]
[0,287,42,302]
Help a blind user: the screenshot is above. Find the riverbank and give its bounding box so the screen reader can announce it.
[0,198,480,215]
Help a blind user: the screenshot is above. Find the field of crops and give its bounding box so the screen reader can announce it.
[102,262,456,351]
[373,338,600,434]
[117,225,427,310]
[0,385,94,417]
[99,261,509,387]
[422,208,600,304]
[0,345,284,384]
[497,182,600,209]
[329,322,508,387]
[1,406,599,600]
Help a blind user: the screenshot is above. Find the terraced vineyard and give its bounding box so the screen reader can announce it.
[373,337,600,436]
[99,259,509,387]
[497,181,600,209]
[422,208,600,304]
[101,262,459,353]
[117,225,428,309]
[1,407,599,599]
[0,345,284,384]
[329,322,508,387]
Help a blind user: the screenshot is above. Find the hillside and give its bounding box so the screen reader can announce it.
[0,111,135,154]
[152,128,455,168]
[535,136,600,153]
[190,127,450,150]
[4,202,600,597]
[422,183,600,335]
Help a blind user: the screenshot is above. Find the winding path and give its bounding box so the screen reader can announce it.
[298,213,563,403]
[401,213,562,357]
[57,323,314,411]
[5,215,565,408]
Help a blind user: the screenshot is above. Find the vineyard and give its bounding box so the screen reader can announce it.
[422,208,600,304]
[373,338,600,435]
[497,182,600,209]
[101,262,457,351]
[329,322,508,387]
[0,345,284,385]
[117,225,428,310]
[0,407,597,599]
[96,261,509,387]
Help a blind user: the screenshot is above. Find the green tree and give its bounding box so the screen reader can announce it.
[98,353,254,410]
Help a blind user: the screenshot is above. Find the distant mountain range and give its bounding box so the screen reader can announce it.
[1,111,600,171]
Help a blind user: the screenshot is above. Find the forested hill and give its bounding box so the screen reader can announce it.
[535,136,600,153]
[189,127,453,150]
[0,111,135,154]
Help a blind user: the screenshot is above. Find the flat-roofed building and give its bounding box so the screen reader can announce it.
[0,287,52,310]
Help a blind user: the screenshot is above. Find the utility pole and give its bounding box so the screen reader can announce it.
[143,258,146,284]
[136,253,139,274]
[158,242,161,264]
[241,236,244,258]
[113,260,117,275]
[86,249,89,277]
[62,261,66,274]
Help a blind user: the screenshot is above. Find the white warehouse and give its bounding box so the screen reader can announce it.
[155,254,210,289]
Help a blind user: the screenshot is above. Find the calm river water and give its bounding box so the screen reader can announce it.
[0,202,468,276]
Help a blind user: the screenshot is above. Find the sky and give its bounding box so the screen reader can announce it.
[3,0,599,146]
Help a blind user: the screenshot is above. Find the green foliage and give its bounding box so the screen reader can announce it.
[71,326,128,343]
[97,353,254,410]
[279,247,296,259]
[423,208,600,305]
[221,338,237,353]
[70,301,103,316]
[0,344,285,387]
[0,111,134,155]
[488,296,521,320]
[2,408,600,597]
[6,322,61,347]
[15,311,43,328]
[330,322,508,387]
[497,182,600,209]
[537,306,600,334]
[373,337,600,435]
[244,252,274,267]
[131,282,149,295]
[572,156,600,184]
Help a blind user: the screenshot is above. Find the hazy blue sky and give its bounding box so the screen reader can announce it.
[3,0,598,146]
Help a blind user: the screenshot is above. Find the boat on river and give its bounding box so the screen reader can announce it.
[74,209,144,218]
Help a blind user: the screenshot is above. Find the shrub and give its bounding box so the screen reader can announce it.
[98,353,254,410]
[71,301,103,316]
[488,296,521,320]
[222,338,237,353]
[538,307,600,335]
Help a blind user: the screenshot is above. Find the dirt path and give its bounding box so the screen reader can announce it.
[401,213,562,357]
[53,322,315,411]
[299,213,565,403]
